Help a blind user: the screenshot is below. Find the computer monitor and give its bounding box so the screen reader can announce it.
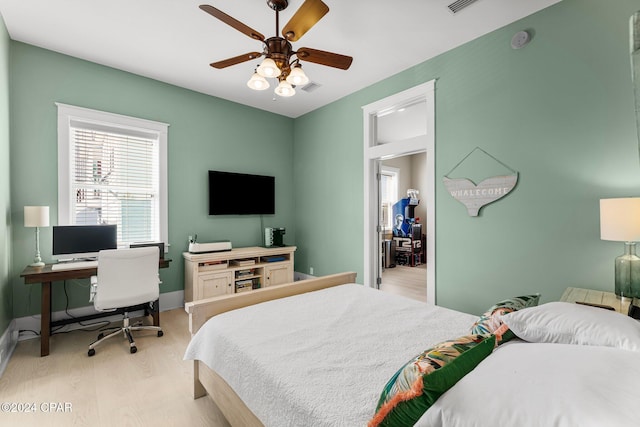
[52,224,117,260]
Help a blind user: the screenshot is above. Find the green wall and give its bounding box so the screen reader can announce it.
[9,43,295,319]
[0,14,12,335]
[294,0,640,315]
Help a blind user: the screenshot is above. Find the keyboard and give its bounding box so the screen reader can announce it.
[51,260,99,271]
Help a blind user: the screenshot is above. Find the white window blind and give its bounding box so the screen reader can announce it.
[57,103,168,248]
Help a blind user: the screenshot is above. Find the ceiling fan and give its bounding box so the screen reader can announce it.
[199,0,353,97]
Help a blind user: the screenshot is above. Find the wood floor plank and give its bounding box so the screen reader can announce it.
[380,264,427,302]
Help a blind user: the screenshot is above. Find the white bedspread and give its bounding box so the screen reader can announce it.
[184,283,476,427]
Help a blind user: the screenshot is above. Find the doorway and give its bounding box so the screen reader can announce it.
[379,152,427,302]
[362,80,436,303]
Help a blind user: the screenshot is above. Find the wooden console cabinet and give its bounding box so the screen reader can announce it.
[183,246,296,302]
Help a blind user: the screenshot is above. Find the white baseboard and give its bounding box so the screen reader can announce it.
[0,319,19,377]
[294,271,315,281]
[14,290,185,341]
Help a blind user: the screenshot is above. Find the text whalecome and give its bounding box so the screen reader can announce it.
[448,187,511,198]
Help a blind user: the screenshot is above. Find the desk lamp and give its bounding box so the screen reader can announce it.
[600,198,640,300]
[24,206,49,267]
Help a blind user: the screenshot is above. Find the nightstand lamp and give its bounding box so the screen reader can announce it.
[24,206,49,267]
[600,198,640,300]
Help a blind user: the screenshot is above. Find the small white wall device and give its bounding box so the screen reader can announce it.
[511,30,531,49]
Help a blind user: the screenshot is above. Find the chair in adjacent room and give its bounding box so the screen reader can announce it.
[87,246,163,356]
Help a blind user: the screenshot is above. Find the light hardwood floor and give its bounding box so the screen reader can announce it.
[0,309,230,427]
[380,263,427,302]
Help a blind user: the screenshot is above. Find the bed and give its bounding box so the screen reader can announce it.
[184,273,640,427]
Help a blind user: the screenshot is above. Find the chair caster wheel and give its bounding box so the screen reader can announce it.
[130,346,137,354]
[97,333,104,340]
[88,348,95,357]
[157,330,164,337]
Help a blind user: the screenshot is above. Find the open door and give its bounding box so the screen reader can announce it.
[375,160,383,289]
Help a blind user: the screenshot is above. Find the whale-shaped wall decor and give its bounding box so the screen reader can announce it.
[443,174,518,216]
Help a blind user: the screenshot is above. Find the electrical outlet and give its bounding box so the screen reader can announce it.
[309,267,314,275]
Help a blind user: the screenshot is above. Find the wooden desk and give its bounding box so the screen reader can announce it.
[20,258,171,356]
[560,287,630,315]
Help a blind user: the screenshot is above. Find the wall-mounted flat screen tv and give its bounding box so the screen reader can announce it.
[208,170,275,215]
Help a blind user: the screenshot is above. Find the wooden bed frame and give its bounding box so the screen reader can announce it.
[184,271,358,427]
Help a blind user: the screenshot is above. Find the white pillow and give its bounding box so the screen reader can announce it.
[417,342,640,427]
[501,301,640,351]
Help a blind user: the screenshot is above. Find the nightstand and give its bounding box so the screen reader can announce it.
[560,287,631,315]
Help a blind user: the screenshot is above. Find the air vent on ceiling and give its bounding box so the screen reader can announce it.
[301,81,322,93]
[448,0,479,14]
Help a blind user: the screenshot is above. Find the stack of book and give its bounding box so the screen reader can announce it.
[236,269,254,278]
[236,279,253,293]
[199,260,228,271]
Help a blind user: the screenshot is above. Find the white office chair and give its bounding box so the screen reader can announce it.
[87,246,163,356]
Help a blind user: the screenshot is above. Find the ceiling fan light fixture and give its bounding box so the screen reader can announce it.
[200,1,353,98]
[285,65,309,86]
[275,80,295,97]
[257,57,281,78]
[247,72,270,90]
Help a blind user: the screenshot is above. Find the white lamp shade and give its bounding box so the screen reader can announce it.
[24,206,50,228]
[286,66,309,86]
[275,80,295,97]
[256,58,281,78]
[247,72,270,90]
[600,198,640,241]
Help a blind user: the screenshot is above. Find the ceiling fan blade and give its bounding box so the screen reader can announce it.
[296,48,353,70]
[282,0,329,42]
[210,52,263,69]
[200,5,265,41]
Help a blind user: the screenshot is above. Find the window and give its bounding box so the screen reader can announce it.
[57,103,168,247]
[380,165,399,230]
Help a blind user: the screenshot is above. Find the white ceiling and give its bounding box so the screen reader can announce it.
[0,0,561,118]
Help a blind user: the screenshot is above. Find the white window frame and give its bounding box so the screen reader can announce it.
[56,103,169,248]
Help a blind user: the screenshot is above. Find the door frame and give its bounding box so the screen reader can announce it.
[362,80,436,304]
